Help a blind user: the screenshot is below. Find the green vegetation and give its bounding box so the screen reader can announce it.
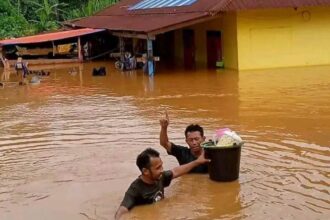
[0,0,118,39]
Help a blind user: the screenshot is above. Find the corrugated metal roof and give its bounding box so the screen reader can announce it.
[129,0,198,10]
[94,0,225,16]
[0,28,105,46]
[93,0,330,16]
[73,0,330,34]
[212,0,330,11]
[75,12,209,33]
[74,0,223,33]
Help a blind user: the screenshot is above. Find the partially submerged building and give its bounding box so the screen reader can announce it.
[0,28,116,66]
[72,0,330,70]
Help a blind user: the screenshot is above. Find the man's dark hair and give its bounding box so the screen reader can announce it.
[136,148,160,171]
[185,124,204,137]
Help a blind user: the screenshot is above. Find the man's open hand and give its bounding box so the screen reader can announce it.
[196,150,211,164]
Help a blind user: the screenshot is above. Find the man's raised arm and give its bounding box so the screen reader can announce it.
[159,110,172,153]
[115,206,128,220]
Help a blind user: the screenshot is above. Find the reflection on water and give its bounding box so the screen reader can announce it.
[0,62,329,220]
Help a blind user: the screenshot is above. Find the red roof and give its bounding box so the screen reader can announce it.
[73,0,330,34]
[216,0,330,11]
[0,28,105,46]
[93,0,225,15]
[74,0,225,33]
[75,13,210,34]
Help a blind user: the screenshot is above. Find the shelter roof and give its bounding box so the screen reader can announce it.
[73,0,330,34]
[74,12,210,34]
[0,28,105,46]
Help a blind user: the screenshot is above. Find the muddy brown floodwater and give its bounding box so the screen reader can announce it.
[0,62,329,220]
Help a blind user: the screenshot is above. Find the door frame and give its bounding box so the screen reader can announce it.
[183,29,196,69]
[206,30,222,69]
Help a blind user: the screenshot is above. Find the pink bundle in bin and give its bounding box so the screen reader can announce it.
[215,128,231,137]
[213,128,243,147]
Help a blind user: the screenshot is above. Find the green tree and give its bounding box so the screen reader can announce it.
[28,0,68,32]
[0,0,119,39]
[0,0,34,38]
[65,0,118,19]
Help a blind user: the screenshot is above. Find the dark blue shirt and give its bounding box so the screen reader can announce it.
[120,170,173,210]
[168,143,208,173]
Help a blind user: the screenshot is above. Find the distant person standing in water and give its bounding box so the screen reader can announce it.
[15,57,29,85]
[159,111,208,173]
[115,148,210,219]
[1,58,11,82]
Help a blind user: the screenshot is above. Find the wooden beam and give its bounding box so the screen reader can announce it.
[149,14,222,36]
[52,41,56,56]
[7,59,79,68]
[119,37,125,62]
[0,47,3,58]
[0,49,4,67]
[112,32,155,40]
[78,37,83,62]
[146,39,154,76]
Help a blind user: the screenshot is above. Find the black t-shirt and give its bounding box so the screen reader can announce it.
[120,170,173,210]
[168,143,208,173]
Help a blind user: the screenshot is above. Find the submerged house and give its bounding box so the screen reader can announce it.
[72,0,330,70]
[0,28,115,66]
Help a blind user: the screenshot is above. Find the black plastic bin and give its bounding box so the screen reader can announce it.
[204,143,243,182]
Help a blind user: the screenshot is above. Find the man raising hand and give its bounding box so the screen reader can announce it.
[159,110,208,173]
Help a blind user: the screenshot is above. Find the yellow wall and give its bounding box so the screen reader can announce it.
[222,12,239,69]
[237,6,330,70]
[173,12,238,69]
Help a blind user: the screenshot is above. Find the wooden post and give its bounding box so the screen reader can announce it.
[78,37,83,62]
[119,37,125,63]
[52,41,56,56]
[147,39,154,76]
[0,47,4,67]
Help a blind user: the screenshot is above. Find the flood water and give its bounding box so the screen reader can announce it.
[0,62,329,220]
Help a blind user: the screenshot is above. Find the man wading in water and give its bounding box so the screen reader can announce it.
[115,148,210,219]
[159,111,208,173]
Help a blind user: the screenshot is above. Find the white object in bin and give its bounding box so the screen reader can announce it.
[213,128,243,147]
